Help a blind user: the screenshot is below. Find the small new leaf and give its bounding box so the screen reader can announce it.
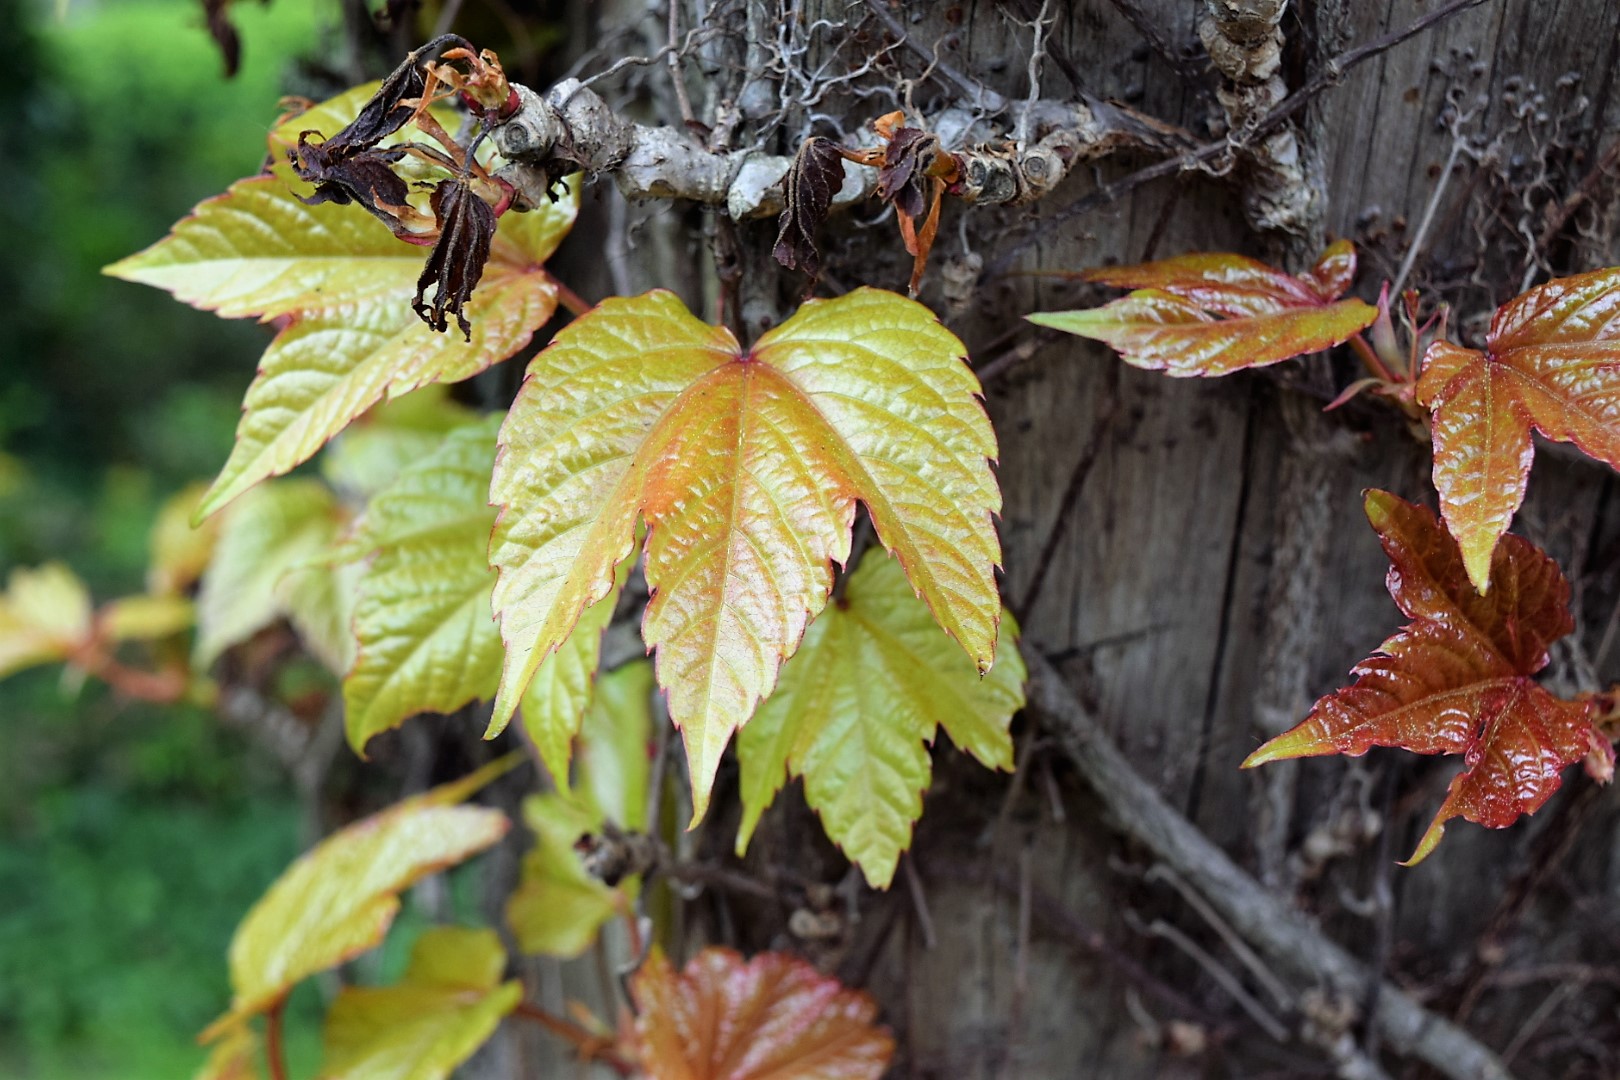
[628,947,893,1080]
[773,136,845,282]
[489,288,1002,821]
[318,927,521,1080]
[1416,267,1620,592]
[200,767,511,1041]
[1244,491,1596,864]
[737,555,1025,888]
[1028,241,1376,376]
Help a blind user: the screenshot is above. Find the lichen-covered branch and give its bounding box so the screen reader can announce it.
[1200,0,1318,234]
[489,77,1190,221]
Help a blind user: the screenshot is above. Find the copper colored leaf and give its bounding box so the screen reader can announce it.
[490,288,1001,820]
[629,947,892,1080]
[1416,267,1620,592]
[1027,243,1375,376]
[199,769,510,1041]
[1244,490,1595,863]
[773,137,845,281]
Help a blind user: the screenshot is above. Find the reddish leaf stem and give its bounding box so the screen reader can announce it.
[1348,331,1399,385]
[546,270,593,318]
[513,1001,635,1075]
[73,645,190,703]
[265,998,289,1080]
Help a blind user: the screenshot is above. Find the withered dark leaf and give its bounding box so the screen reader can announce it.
[201,0,243,78]
[414,178,497,339]
[772,136,844,281]
[876,127,938,219]
[293,138,416,234]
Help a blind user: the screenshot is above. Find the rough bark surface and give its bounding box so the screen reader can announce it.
[490,1,1620,1076]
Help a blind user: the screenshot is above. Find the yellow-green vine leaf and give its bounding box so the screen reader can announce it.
[148,483,220,596]
[105,80,580,521]
[574,660,655,830]
[323,386,478,499]
[0,563,93,680]
[199,769,511,1042]
[340,419,626,755]
[490,288,1002,822]
[318,927,521,1080]
[507,676,651,956]
[193,479,350,669]
[100,594,195,643]
[194,1024,262,1080]
[505,793,623,958]
[737,555,1025,889]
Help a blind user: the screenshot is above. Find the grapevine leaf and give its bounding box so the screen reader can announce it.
[1027,241,1376,376]
[0,563,92,680]
[194,1024,261,1080]
[490,288,1001,821]
[504,794,623,958]
[199,767,511,1041]
[339,419,626,757]
[318,927,521,1080]
[100,594,195,643]
[149,483,220,596]
[628,947,894,1080]
[737,555,1024,888]
[506,669,651,956]
[322,386,477,498]
[574,660,655,831]
[1244,490,1596,864]
[105,73,579,521]
[193,479,350,669]
[1416,267,1620,592]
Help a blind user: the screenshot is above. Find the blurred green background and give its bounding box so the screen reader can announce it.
[1,1,325,1075]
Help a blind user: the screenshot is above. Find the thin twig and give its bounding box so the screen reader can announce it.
[666,0,698,127]
[1015,0,1054,144]
[1104,0,1201,82]
[861,0,1008,114]
[1127,911,1291,1042]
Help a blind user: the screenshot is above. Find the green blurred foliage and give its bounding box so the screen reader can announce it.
[1,1,340,1076]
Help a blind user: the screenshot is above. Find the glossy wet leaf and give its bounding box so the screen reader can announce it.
[1416,267,1620,591]
[318,927,521,1080]
[1028,241,1375,376]
[491,287,1002,820]
[339,418,625,756]
[0,563,92,680]
[737,555,1024,888]
[1244,491,1596,864]
[628,947,893,1080]
[193,479,350,670]
[200,768,510,1041]
[105,80,579,520]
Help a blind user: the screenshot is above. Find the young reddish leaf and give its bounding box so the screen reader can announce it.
[489,288,1001,821]
[318,926,521,1080]
[627,947,893,1080]
[736,555,1025,889]
[199,767,511,1042]
[0,563,92,681]
[1416,267,1620,592]
[1026,242,1375,376]
[1244,490,1596,864]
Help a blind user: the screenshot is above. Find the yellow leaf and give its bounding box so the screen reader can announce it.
[148,483,220,596]
[0,563,93,680]
[200,770,511,1042]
